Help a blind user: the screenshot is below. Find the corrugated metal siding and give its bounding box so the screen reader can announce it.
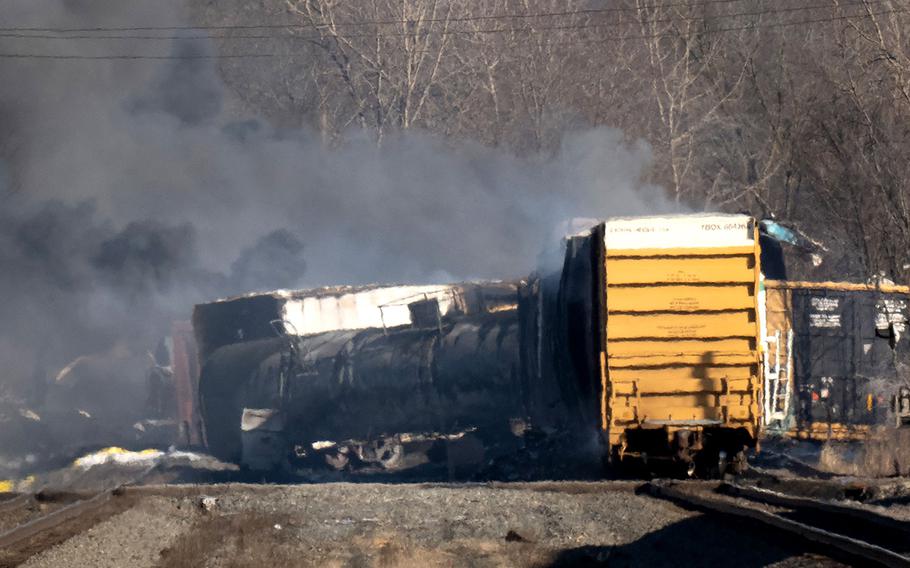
[282,285,457,335]
[601,215,762,448]
[791,287,908,435]
[763,281,910,439]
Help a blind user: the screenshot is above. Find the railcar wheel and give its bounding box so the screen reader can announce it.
[686,460,697,477]
[729,450,748,476]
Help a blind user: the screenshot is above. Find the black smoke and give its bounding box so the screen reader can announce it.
[0,1,669,468]
[131,39,223,125]
[230,229,306,293]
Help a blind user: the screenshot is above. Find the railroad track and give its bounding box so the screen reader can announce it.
[647,480,910,568]
[0,488,135,568]
[0,494,33,517]
[0,458,169,567]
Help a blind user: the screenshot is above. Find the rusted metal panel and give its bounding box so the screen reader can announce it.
[170,321,203,446]
[762,287,794,432]
[786,422,872,441]
[767,279,910,294]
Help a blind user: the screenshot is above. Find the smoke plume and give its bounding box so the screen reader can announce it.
[0,1,669,410]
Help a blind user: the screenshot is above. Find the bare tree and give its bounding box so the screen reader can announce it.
[796,1,910,279]
[188,0,910,281]
[630,1,759,205]
[285,0,464,143]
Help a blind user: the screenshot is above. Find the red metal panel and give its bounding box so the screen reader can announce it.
[171,321,203,446]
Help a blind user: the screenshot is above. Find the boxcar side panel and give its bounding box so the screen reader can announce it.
[764,280,910,440]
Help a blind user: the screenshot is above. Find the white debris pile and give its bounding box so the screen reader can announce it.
[73,447,207,470]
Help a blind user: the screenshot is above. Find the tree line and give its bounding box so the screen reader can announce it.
[195,0,910,282]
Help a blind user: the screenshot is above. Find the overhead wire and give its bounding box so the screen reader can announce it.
[0,53,274,60]
[0,0,887,42]
[0,2,902,61]
[0,0,846,33]
[580,1,908,43]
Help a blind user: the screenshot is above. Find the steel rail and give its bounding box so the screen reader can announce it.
[0,490,114,550]
[720,482,910,535]
[647,481,910,568]
[0,493,33,515]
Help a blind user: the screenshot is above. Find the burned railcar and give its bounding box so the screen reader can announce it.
[139,321,203,448]
[193,282,558,473]
[762,280,910,440]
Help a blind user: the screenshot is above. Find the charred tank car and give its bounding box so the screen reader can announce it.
[194,283,573,476]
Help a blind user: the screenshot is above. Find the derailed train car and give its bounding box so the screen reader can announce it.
[191,213,763,477]
[193,282,544,473]
[762,280,910,440]
[541,214,762,475]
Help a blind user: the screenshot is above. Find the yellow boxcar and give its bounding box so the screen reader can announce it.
[582,214,763,474]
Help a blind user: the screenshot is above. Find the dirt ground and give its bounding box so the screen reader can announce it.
[13,482,845,568]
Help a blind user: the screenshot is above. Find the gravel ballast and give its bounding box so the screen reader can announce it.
[11,482,845,567]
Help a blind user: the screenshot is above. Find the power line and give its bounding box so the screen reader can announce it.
[580,3,909,43]
[0,0,864,33]
[0,0,886,43]
[0,4,903,61]
[0,53,274,60]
